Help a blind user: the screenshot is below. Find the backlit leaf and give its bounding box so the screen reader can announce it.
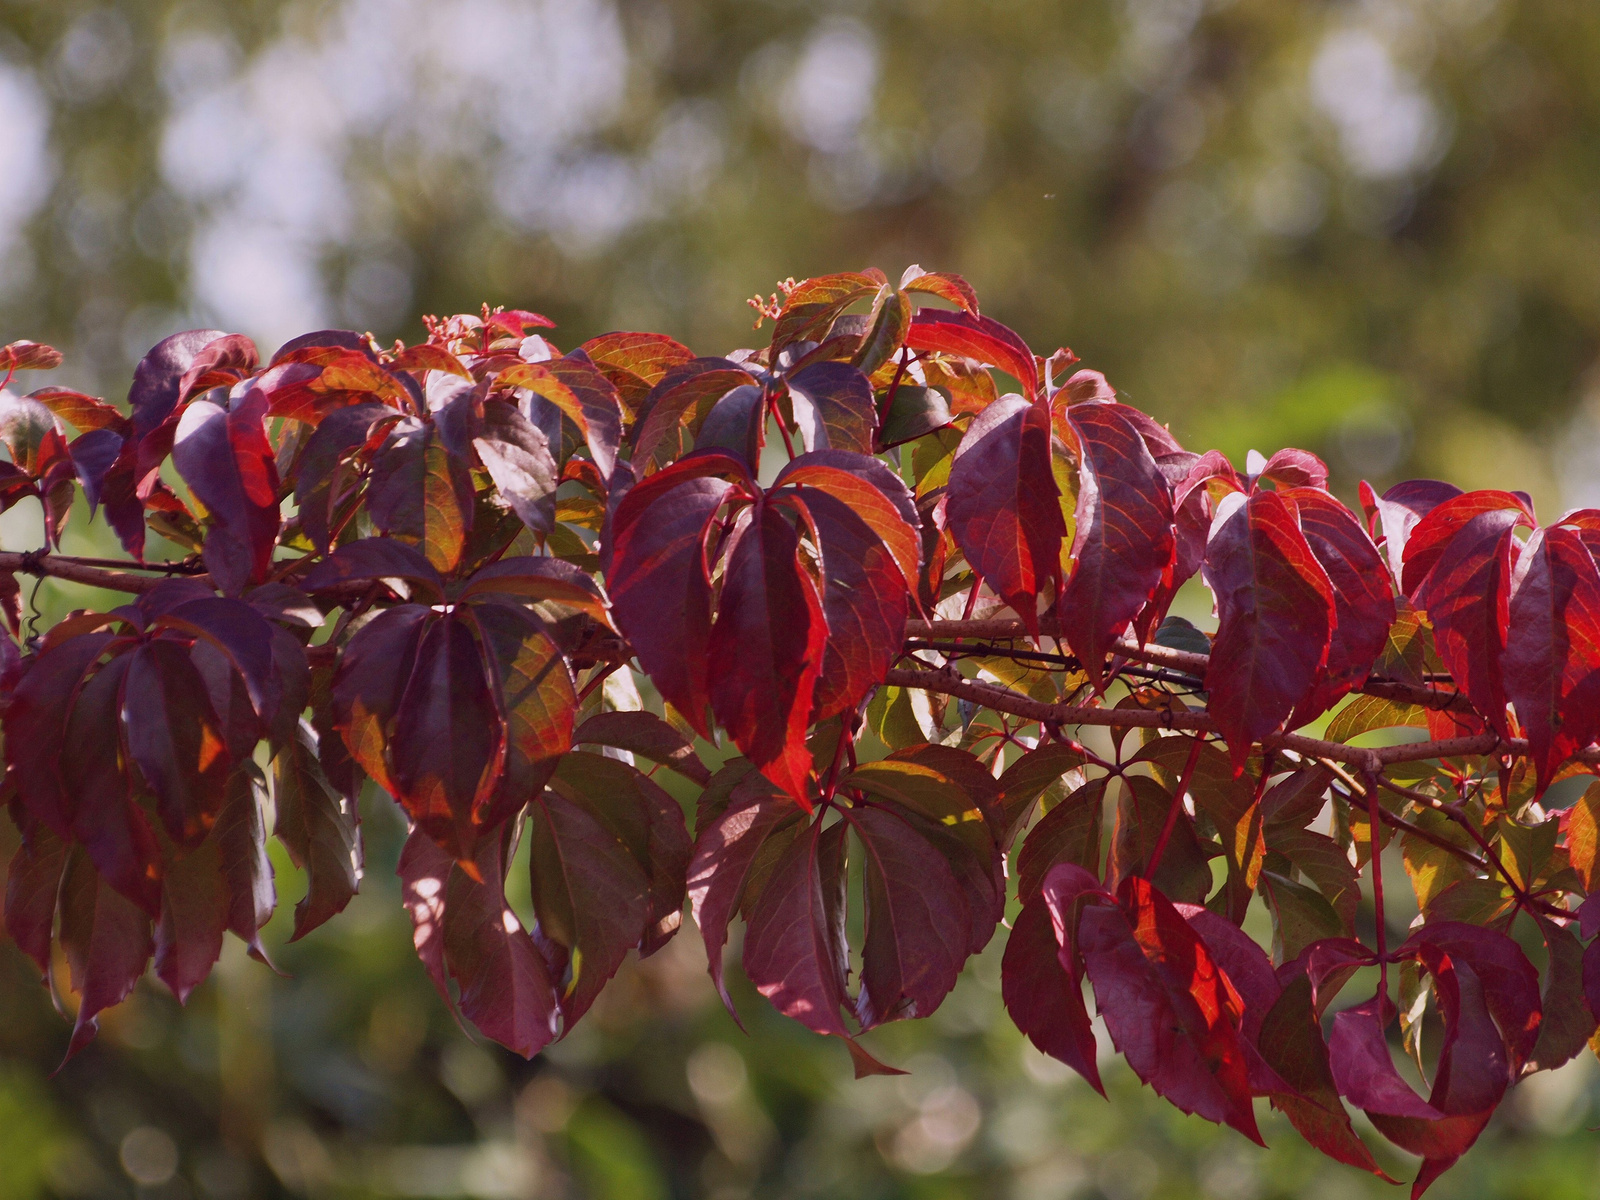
[946,396,1064,630]
[707,501,827,804]
[1058,402,1175,686]
[1204,490,1334,767]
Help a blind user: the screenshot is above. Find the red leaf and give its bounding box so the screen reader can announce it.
[1583,936,1600,1037]
[128,329,229,440]
[1067,871,1264,1143]
[772,451,921,587]
[1058,403,1176,686]
[848,804,970,1028]
[390,614,501,859]
[1529,914,1593,1071]
[1404,493,1531,736]
[332,604,432,798]
[1503,523,1600,790]
[466,603,576,830]
[4,823,65,978]
[1329,989,1480,1198]
[496,356,624,481]
[366,418,475,574]
[300,536,445,602]
[0,339,63,372]
[398,827,452,998]
[574,710,710,785]
[69,429,124,518]
[156,596,284,727]
[632,768,693,956]
[904,309,1039,397]
[124,640,234,847]
[687,776,804,1019]
[1254,448,1327,491]
[630,360,752,469]
[288,403,392,553]
[390,343,470,378]
[607,458,742,736]
[785,362,878,454]
[843,750,1004,955]
[1257,976,1394,1178]
[900,266,979,314]
[1331,924,1539,1194]
[444,824,563,1057]
[458,555,612,625]
[946,396,1064,631]
[1204,490,1333,767]
[486,309,556,340]
[1016,777,1106,900]
[545,749,690,963]
[994,743,1090,850]
[4,630,118,839]
[258,360,363,424]
[1369,478,1462,584]
[1174,904,1278,1040]
[1284,488,1396,723]
[98,452,148,560]
[1173,450,1243,514]
[580,330,694,392]
[771,271,885,350]
[707,501,827,804]
[1107,773,1212,903]
[1001,897,1104,1093]
[474,398,559,533]
[154,833,227,1003]
[525,786,648,1024]
[58,847,154,1061]
[783,487,910,720]
[273,722,361,941]
[695,384,766,468]
[30,387,128,435]
[271,328,379,366]
[172,388,281,595]
[742,817,851,1037]
[1395,921,1542,1072]
[175,333,260,406]
[63,653,163,914]
[1399,489,1531,597]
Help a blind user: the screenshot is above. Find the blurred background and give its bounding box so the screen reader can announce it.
[4,0,1600,1196]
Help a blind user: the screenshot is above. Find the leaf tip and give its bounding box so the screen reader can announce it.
[841,1035,906,1078]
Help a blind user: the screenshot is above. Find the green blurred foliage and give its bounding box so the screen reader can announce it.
[5,0,1600,1197]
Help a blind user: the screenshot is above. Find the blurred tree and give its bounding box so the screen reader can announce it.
[3,0,1600,507]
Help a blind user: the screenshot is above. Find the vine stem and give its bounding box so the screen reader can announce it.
[0,550,203,594]
[11,549,1597,775]
[769,392,798,460]
[0,553,1482,713]
[910,619,1471,714]
[1144,733,1204,879]
[1370,772,1543,914]
[880,664,1600,770]
[1326,764,1572,922]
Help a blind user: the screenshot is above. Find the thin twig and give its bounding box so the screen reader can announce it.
[903,639,1204,690]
